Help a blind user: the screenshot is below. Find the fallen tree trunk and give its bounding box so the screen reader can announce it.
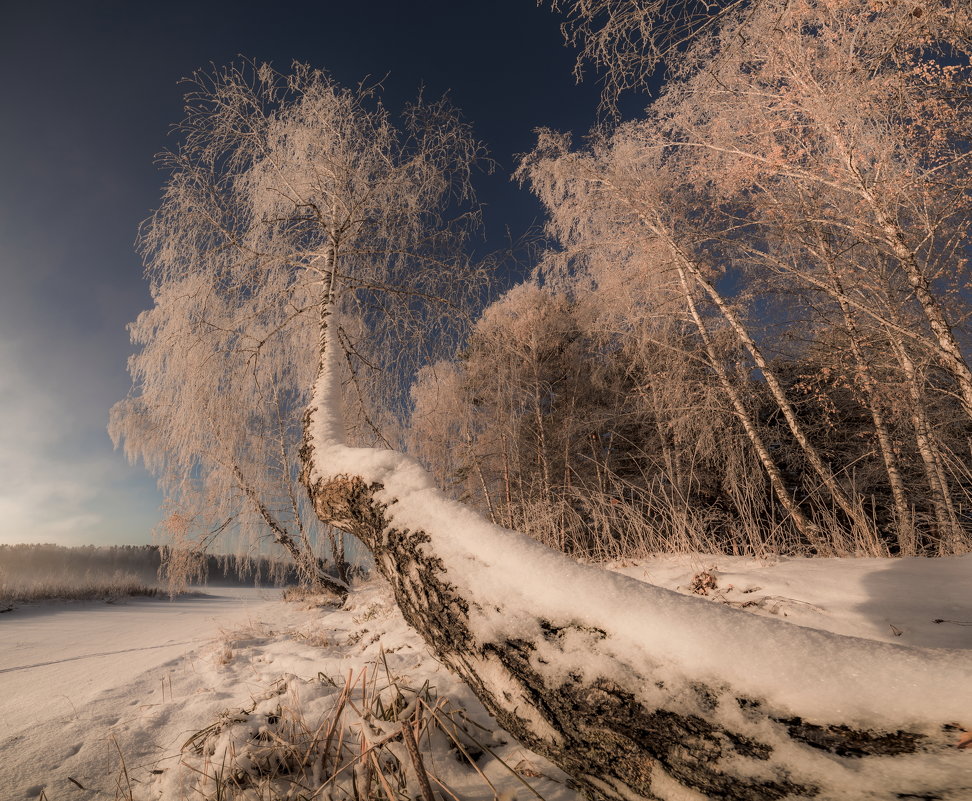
[301,346,972,801]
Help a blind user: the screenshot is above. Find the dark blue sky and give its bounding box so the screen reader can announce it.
[0,0,628,545]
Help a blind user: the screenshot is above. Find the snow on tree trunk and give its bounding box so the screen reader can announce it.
[301,340,972,801]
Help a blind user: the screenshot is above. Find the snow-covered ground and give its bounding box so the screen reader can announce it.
[1,555,970,801]
[0,583,575,801]
[608,553,972,650]
[0,588,284,800]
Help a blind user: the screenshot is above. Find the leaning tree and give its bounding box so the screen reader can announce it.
[111,62,486,593]
[118,51,970,801]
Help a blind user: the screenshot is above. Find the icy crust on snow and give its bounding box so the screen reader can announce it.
[309,346,972,732]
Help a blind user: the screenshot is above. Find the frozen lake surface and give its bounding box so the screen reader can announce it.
[0,587,282,798]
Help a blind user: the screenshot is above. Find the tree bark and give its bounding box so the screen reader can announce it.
[887,328,962,554]
[856,186,972,423]
[300,336,971,801]
[825,264,915,555]
[673,262,818,547]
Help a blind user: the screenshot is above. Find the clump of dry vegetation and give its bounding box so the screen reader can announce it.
[281,584,343,608]
[178,651,549,801]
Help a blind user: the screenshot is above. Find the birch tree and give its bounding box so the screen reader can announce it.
[650,0,972,409]
[346,4,969,795]
[112,62,484,592]
[646,0,972,550]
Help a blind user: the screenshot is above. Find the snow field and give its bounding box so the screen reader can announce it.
[0,589,283,800]
[1,582,573,801]
[3,550,971,800]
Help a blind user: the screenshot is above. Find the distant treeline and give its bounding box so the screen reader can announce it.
[0,543,301,586]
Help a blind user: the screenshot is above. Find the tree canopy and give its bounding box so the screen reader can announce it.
[110,62,486,587]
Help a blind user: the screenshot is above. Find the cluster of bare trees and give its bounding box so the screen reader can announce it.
[112,2,972,578]
[411,0,972,558]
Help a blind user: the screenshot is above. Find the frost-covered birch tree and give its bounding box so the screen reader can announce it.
[299,36,969,801]
[111,62,485,592]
